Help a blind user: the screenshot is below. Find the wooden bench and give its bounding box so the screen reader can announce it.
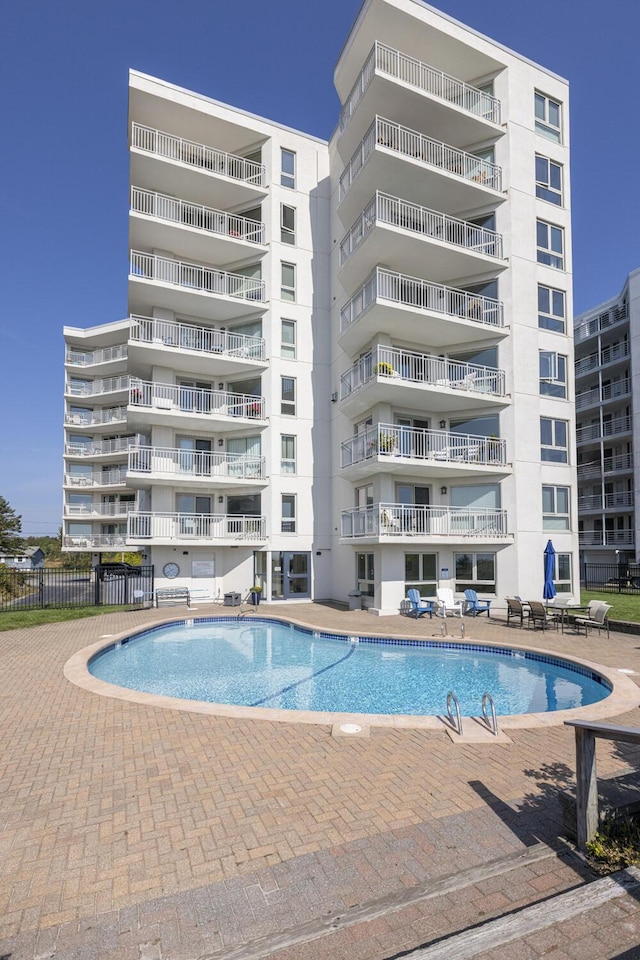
[155,588,191,608]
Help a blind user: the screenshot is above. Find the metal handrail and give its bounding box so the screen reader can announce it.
[130,251,266,302]
[131,187,265,244]
[446,691,462,736]
[481,692,498,736]
[129,314,265,361]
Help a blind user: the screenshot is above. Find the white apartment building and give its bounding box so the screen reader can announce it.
[63,0,578,610]
[574,267,640,568]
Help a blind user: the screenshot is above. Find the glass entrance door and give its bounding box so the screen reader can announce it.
[270,552,310,599]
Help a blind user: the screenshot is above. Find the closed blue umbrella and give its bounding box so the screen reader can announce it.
[543,539,557,600]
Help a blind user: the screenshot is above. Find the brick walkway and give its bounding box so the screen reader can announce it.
[2,602,640,959]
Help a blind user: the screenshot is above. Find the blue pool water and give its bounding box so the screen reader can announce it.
[89,617,611,717]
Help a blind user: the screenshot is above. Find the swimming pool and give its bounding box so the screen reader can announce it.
[88,617,611,718]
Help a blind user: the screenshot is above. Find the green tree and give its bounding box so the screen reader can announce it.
[0,496,26,554]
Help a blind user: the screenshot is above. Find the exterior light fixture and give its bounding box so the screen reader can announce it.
[441,486,447,495]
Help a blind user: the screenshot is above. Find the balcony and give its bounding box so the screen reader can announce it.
[129,251,267,322]
[128,512,266,545]
[339,267,504,354]
[64,501,137,518]
[576,416,632,446]
[64,469,128,489]
[64,436,145,459]
[340,502,509,543]
[339,346,506,417]
[130,122,267,207]
[578,491,634,513]
[127,446,266,486]
[65,344,128,371]
[575,342,630,378]
[130,187,266,266]
[578,453,634,480]
[128,315,266,378]
[63,534,129,551]
[338,42,502,159]
[339,193,505,287]
[574,301,628,345]
[579,531,635,548]
[64,407,128,432]
[341,423,507,481]
[128,381,265,432]
[65,376,130,400]
[338,116,503,224]
[575,380,631,412]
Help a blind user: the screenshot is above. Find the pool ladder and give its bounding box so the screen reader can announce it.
[446,691,499,736]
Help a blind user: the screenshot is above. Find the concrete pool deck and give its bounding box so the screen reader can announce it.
[3,601,640,959]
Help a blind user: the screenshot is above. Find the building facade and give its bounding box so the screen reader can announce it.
[63,0,578,609]
[574,268,640,569]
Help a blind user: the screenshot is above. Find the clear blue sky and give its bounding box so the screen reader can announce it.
[2,0,639,536]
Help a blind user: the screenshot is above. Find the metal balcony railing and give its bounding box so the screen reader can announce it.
[65,470,128,488]
[339,192,503,266]
[128,446,266,481]
[340,267,504,332]
[339,116,502,201]
[64,502,137,517]
[576,381,631,411]
[65,376,130,397]
[131,122,266,186]
[574,301,628,344]
[65,344,128,366]
[130,315,265,362]
[578,491,634,511]
[576,416,632,444]
[579,531,635,548]
[578,454,634,479]
[63,535,128,549]
[340,346,505,399]
[64,436,146,458]
[129,381,265,421]
[341,503,508,539]
[128,512,266,541]
[131,187,265,244]
[339,42,501,133]
[341,423,506,469]
[65,407,128,427]
[575,342,630,377]
[130,251,266,302]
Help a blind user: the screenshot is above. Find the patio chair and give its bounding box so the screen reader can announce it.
[464,589,492,618]
[506,597,527,628]
[527,600,560,631]
[574,601,611,638]
[436,587,464,618]
[406,588,434,619]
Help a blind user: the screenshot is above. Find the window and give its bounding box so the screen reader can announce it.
[534,91,562,143]
[551,552,572,594]
[281,204,296,245]
[405,553,437,598]
[281,435,296,474]
[281,494,296,533]
[540,418,568,463]
[454,553,496,593]
[537,220,564,269]
[281,148,296,188]
[542,486,570,531]
[281,376,296,415]
[535,155,562,205]
[538,284,565,333]
[281,262,296,301]
[357,553,374,597]
[539,351,567,398]
[281,319,296,358]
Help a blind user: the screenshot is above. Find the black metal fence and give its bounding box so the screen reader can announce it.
[583,563,640,595]
[0,565,154,611]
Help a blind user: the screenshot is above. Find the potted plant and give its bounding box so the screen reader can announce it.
[378,434,398,455]
[373,361,395,377]
[250,584,262,605]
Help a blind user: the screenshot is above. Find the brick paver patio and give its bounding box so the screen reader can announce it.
[2,601,640,959]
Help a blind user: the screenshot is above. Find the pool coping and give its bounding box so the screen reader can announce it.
[63,613,640,732]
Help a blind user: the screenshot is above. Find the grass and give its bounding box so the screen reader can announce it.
[0,605,140,632]
[586,816,640,875]
[579,591,640,624]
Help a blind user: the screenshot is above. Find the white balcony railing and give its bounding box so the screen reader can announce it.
[576,416,632,444]
[65,407,128,427]
[341,503,508,539]
[578,491,634,511]
[128,512,266,541]
[579,531,635,548]
[574,301,628,344]
[130,315,265,362]
[63,535,128,550]
[66,344,128,366]
[131,122,266,186]
[578,454,634,479]
[128,446,266,481]
[575,342,630,377]
[339,42,501,133]
[65,470,128,488]
[339,192,503,266]
[340,346,505,399]
[65,436,145,458]
[339,116,502,201]
[575,381,631,411]
[65,502,137,517]
[130,251,266,302]
[65,376,130,398]
[131,187,265,244]
[341,267,504,332]
[129,381,265,421]
[341,423,506,469]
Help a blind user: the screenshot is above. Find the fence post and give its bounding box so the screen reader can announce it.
[574,726,598,850]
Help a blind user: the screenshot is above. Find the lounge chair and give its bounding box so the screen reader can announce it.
[506,597,527,627]
[464,589,492,618]
[406,588,434,619]
[527,600,560,631]
[436,587,464,618]
[574,601,611,638]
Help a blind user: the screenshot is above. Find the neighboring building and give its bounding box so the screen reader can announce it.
[63,0,578,609]
[0,547,46,570]
[574,268,640,570]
